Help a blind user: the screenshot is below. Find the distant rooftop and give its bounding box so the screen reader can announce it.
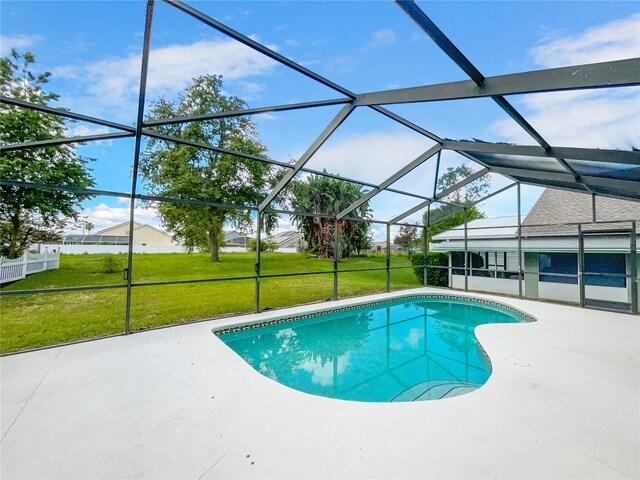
[432,216,519,241]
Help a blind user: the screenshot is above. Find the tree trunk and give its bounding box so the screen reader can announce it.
[7,235,19,259]
[209,229,219,262]
[207,217,225,262]
[7,216,22,259]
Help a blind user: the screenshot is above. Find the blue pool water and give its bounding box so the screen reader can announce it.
[218,296,531,402]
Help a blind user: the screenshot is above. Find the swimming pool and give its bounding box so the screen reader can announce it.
[216,295,533,402]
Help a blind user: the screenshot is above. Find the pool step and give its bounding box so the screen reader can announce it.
[391,380,481,402]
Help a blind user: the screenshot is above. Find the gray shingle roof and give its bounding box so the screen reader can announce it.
[521,189,640,235]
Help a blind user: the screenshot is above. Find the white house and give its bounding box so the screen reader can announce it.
[266,231,306,250]
[224,230,253,248]
[430,189,640,312]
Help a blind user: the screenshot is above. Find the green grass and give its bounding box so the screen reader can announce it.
[0,252,420,353]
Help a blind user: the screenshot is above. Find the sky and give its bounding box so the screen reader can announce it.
[2,1,639,240]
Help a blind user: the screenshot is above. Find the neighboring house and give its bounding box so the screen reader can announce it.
[224,230,253,248]
[430,189,640,311]
[266,231,306,250]
[62,234,130,246]
[63,222,177,246]
[372,241,387,252]
[372,241,408,253]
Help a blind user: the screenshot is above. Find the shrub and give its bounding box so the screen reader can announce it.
[247,238,269,252]
[100,255,122,274]
[410,252,449,286]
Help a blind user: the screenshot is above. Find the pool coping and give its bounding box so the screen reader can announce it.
[212,292,537,336]
[212,292,537,403]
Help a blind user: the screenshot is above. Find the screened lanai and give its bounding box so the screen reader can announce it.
[1,0,639,353]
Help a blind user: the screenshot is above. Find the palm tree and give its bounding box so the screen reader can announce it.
[288,173,372,258]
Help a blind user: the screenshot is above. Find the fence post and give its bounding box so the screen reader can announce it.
[22,252,28,278]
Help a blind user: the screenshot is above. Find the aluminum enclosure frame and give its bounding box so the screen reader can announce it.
[2,0,640,349]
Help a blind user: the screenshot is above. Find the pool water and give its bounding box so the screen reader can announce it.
[218,296,530,402]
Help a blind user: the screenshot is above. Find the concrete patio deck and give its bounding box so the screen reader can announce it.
[1,287,638,479]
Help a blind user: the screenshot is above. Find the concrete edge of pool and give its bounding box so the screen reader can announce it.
[211,292,538,404]
[1,287,638,479]
[210,291,538,334]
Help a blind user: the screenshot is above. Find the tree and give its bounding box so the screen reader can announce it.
[425,204,485,243]
[79,217,94,235]
[393,225,419,253]
[410,252,448,286]
[423,165,490,243]
[435,165,489,205]
[140,75,279,262]
[0,51,95,258]
[289,173,372,258]
[248,238,278,252]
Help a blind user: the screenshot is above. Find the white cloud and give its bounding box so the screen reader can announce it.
[233,80,266,101]
[324,54,355,74]
[52,37,280,121]
[410,31,427,43]
[366,29,397,49]
[406,328,424,349]
[68,202,163,234]
[530,13,640,67]
[300,132,462,232]
[490,13,640,150]
[370,224,387,242]
[298,59,321,67]
[0,34,43,55]
[273,214,295,234]
[491,87,640,148]
[306,131,436,184]
[298,353,350,387]
[65,124,114,147]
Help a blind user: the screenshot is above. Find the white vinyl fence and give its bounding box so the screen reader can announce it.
[40,244,299,255]
[49,244,189,255]
[0,250,61,284]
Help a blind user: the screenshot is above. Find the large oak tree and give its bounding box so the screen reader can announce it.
[0,51,95,258]
[141,75,279,262]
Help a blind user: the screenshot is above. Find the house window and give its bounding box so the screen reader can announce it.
[487,252,506,271]
[584,253,626,288]
[539,253,578,284]
[453,251,511,277]
[451,251,465,275]
[470,252,488,277]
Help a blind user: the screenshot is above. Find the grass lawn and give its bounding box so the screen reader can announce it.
[1,252,421,353]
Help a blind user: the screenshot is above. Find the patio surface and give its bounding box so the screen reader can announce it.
[1,287,639,479]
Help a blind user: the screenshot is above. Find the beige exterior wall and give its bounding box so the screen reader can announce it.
[98,223,176,246]
[132,225,176,246]
[98,223,135,236]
